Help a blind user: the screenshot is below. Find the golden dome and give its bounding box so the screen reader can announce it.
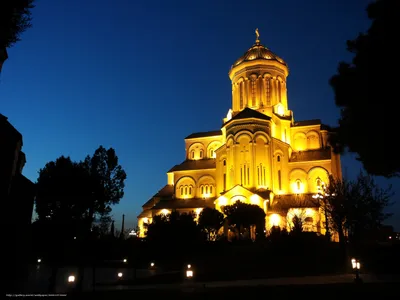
[232,39,287,68]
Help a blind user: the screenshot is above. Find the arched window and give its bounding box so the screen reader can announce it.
[277,155,281,162]
[210,186,213,194]
[180,187,183,195]
[223,160,226,166]
[296,179,301,192]
[277,80,282,102]
[199,150,203,158]
[191,151,194,159]
[184,186,187,195]
[316,178,321,190]
[201,186,204,194]
[189,186,192,195]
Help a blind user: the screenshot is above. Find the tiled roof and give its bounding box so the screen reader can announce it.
[270,193,319,213]
[185,130,222,139]
[142,185,175,208]
[137,210,152,218]
[254,189,272,199]
[289,148,331,162]
[152,198,215,210]
[168,159,216,172]
[293,119,321,127]
[224,107,271,127]
[232,40,287,68]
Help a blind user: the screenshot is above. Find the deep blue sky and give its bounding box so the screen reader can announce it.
[1,0,399,231]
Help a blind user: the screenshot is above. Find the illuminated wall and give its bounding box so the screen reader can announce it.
[138,33,342,238]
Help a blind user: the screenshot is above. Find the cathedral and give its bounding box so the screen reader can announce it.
[137,30,342,237]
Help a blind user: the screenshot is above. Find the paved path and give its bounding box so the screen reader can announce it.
[94,273,388,291]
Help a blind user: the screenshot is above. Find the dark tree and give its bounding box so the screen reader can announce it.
[317,172,392,247]
[35,146,126,237]
[146,211,200,245]
[329,0,400,177]
[0,0,35,48]
[198,207,224,241]
[35,156,90,238]
[81,146,127,231]
[223,201,266,239]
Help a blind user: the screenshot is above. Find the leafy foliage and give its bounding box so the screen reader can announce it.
[145,210,201,245]
[223,201,266,238]
[198,207,224,240]
[35,146,126,238]
[0,0,35,48]
[329,0,400,177]
[318,172,393,245]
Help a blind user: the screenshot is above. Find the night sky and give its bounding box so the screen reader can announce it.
[1,0,399,231]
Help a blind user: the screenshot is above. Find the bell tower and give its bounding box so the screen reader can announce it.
[228,29,290,119]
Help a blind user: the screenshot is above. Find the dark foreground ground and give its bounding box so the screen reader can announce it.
[62,282,398,299]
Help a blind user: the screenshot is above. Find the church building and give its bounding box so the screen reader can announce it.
[137,30,342,237]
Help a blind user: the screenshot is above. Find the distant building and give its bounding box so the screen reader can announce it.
[1,113,36,292]
[137,32,342,238]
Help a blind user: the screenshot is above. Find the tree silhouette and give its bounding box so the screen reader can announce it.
[35,146,126,238]
[329,0,400,177]
[198,207,224,241]
[223,201,266,240]
[314,172,393,248]
[1,0,35,48]
[146,211,200,245]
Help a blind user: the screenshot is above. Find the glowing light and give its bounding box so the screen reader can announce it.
[68,275,75,283]
[160,209,170,215]
[187,264,191,269]
[117,272,123,278]
[143,217,148,223]
[277,105,284,116]
[186,270,193,278]
[250,194,259,205]
[123,259,127,263]
[37,258,41,263]
[270,214,280,227]
[150,262,155,267]
[195,208,203,215]
[218,196,228,206]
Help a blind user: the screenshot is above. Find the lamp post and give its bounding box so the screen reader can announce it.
[185,264,194,280]
[351,258,362,283]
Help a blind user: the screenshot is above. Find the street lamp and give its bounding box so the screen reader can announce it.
[351,258,362,283]
[68,275,75,283]
[186,264,193,279]
[123,258,127,263]
[117,272,123,279]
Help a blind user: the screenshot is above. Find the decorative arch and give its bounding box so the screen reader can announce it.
[198,174,216,198]
[234,131,253,143]
[289,168,308,194]
[207,140,222,159]
[306,130,320,149]
[293,132,307,151]
[307,167,329,193]
[176,176,196,199]
[188,142,206,160]
[230,195,247,204]
[262,72,272,78]
[254,132,270,144]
